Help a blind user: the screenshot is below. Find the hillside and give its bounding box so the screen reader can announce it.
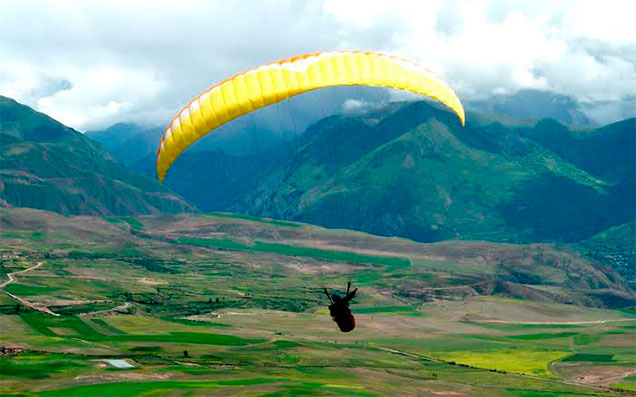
[575,221,636,283]
[153,101,633,246]
[0,97,194,215]
[85,123,161,166]
[1,208,633,310]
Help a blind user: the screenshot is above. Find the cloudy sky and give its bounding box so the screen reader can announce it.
[1,0,634,130]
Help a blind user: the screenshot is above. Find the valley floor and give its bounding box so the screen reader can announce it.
[0,209,634,395]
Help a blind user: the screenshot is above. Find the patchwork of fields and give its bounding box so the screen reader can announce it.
[0,209,634,395]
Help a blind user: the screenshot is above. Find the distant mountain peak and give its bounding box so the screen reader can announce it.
[468,89,593,126]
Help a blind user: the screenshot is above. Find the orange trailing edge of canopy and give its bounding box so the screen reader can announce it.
[156,51,465,183]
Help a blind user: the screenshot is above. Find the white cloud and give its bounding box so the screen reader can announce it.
[341,98,376,114]
[0,0,634,130]
[323,0,636,123]
[36,66,165,128]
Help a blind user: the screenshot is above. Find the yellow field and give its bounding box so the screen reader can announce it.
[431,350,571,378]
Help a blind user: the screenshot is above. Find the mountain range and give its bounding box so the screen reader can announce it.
[2,95,633,281]
[86,88,598,167]
[0,96,194,215]
[133,101,633,245]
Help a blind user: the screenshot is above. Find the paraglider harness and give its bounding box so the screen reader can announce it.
[324,282,358,332]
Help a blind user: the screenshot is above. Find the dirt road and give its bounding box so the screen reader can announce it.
[0,261,45,289]
[79,302,132,317]
[1,262,59,316]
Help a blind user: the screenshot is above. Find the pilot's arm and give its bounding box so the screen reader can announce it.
[344,288,358,303]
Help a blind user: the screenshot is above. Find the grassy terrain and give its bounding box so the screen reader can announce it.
[208,212,305,228]
[0,209,633,395]
[177,237,411,270]
[612,376,636,392]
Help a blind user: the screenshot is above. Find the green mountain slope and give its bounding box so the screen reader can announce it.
[151,100,633,246]
[242,102,633,243]
[0,96,195,215]
[574,221,636,282]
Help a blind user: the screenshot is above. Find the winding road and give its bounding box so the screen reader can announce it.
[1,261,59,316]
[0,261,45,289]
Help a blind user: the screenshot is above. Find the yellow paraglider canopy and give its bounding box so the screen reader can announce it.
[156,51,465,182]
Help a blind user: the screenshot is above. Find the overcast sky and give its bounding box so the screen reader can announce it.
[1,0,634,130]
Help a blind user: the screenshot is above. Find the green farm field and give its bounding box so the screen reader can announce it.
[0,208,634,395]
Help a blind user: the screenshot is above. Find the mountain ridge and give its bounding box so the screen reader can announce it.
[107,99,632,248]
[3,96,633,280]
[0,96,195,215]
[226,102,633,244]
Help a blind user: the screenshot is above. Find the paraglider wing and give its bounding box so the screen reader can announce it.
[156,51,465,182]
